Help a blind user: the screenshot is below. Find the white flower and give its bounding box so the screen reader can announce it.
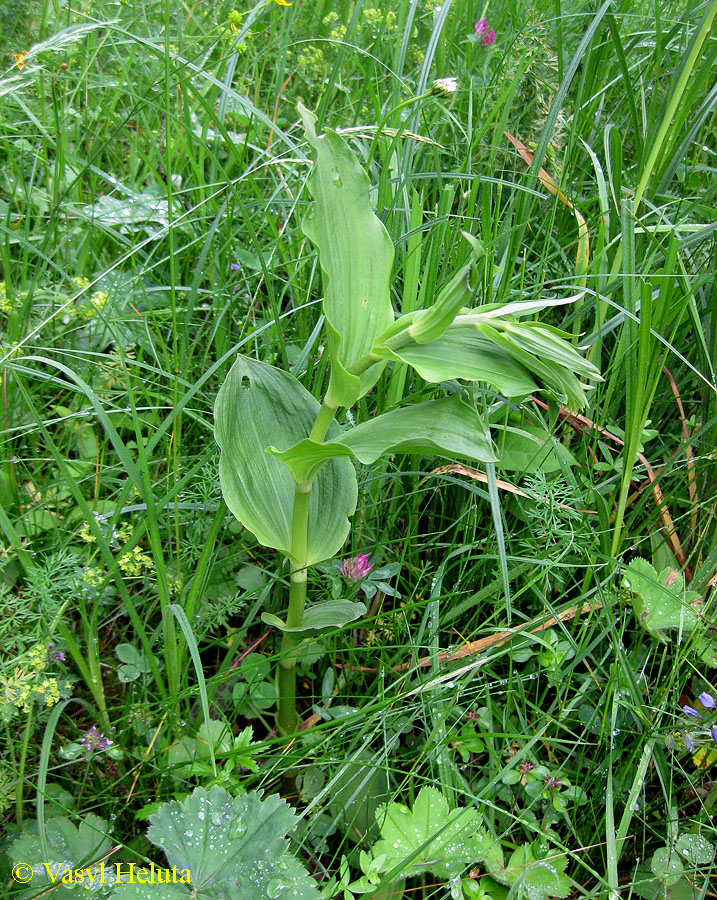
[432,77,458,96]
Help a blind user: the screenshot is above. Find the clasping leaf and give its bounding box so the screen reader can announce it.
[214,355,357,565]
[299,104,395,409]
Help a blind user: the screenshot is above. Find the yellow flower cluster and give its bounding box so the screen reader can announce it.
[0,282,23,316]
[27,643,49,672]
[82,567,104,587]
[297,46,324,78]
[79,522,96,543]
[362,8,397,31]
[79,290,109,321]
[1,644,61,713]
[118,545,154,577]
[79,519,154,580]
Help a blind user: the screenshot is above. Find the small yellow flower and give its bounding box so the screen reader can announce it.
[13,50,27,70]
[35,678,61,707]
[79,522,96,544]
[82,567,104,587]
[693,747,717,769]
[89,290,108,311]
[118,545,154,576]
[269,0,292,6]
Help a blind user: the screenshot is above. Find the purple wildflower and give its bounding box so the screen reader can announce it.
[699,692,716,709]
[683,705,701,718]
[230,262,240,271]
[519,761,535,773]
[475,17,496,46]
[48,642,66,663]
[711,725,717,744]
[684,733,695,752]
[340,553,374,581]
[78,726,113,752]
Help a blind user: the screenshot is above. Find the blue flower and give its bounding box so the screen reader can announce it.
[230,262,240,271]
[683,705,701,718]
[699,692,716,709]
[684,734,696,752]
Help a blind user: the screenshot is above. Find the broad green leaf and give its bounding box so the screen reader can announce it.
[491,423,577,473]
[489,320,601,380]
[493,846,571,900]
[214,355,357,566]
[299,104,394,408]
[676,834,715,866]
[623,559,701,644]
[371,785,497,880]
[262,599,366,634]
[373,327,538,397]
[126,786,320,900]
[114,879,187,899]
[651,847,686,885]
[475,322,596,409]
[10,814,117,897]
[270,395,497,483]
[409,233,484,344]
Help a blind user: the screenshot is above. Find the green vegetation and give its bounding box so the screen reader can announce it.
[1,0,715,898]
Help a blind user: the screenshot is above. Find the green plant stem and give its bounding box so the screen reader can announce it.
[347,310,495,375]
[276,402,337,735]
[309,401,338,441]
[16,702,35,826]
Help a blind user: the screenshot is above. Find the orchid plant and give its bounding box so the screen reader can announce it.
[213,105,601,734]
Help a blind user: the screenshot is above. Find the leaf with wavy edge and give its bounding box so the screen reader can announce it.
[299,103,394,408]
[474,322,595,409]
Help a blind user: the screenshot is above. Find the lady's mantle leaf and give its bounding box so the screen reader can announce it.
[623,558,700,644]
[10,814,117,897]
[118,786,320,900]
[494,846,571,900]
[371,785,499,880]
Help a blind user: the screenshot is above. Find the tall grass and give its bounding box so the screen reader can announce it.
[0,0,715,895]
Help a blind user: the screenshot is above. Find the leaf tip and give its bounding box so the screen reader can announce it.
[298,102,318,146]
